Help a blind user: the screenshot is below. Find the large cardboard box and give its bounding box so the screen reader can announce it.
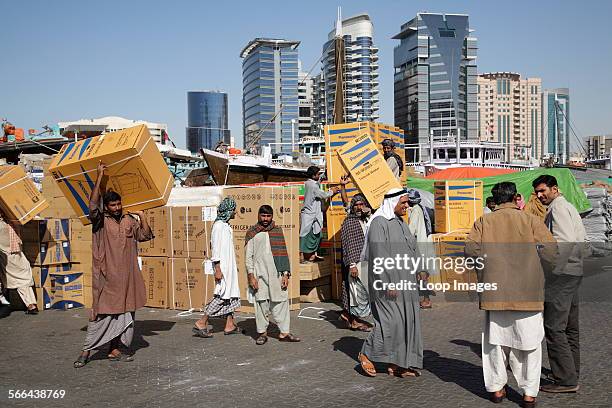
[69,238,91,264]
[39,195,77,219]
[35,287,53,310]
[169,206,213,258]
[21,218,70,242]
[432,231,477,289]
[0,165,49,224]
[70,219,92,242]
[434,180,484,233]
[299,259,332,281]
[32,264,71,288]
[51,271,84,309]
[48,125,174,225]
[140,256,170,309]
[138,207,171,257]
[300,276,332,303]
[23,240,70,265]
[169,258,213,311]
[337,133,402,210]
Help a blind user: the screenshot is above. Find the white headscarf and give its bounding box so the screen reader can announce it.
[360,188,408,261]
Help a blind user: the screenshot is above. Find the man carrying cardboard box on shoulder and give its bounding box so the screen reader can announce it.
[74,162,153,368]
[0,211,38,313]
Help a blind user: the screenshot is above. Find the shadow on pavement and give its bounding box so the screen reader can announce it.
[332,336,363,362]
[450,339,482,358]
[0,305,11,319]
[424,349,491,401]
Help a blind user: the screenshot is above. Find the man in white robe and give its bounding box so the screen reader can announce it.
[246,205,300,345]
[466,181,557,406]
[193,197,242,338]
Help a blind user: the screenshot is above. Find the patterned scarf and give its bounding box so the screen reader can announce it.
[215,197,236,223]
[245,221,290,274]
[8,221,22,253]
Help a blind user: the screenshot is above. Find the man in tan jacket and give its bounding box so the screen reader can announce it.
[533,174,587,394]
[466,181,557,407]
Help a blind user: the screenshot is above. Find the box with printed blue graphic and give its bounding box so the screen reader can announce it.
[21,218,71,242]
[337,133,402,210]
[51,271,84,309]
[23,240,71,266]
[434,180,484,233]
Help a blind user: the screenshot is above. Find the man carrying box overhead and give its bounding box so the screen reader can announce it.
[74,162,153,368]
[245,205,300,345]
[0,211,38,314]
[299,166,344,262]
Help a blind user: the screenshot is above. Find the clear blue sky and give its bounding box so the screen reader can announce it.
[3,0,611,151]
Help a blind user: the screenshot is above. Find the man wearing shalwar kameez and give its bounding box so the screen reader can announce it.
[358,188,423,378]
[299,166,341,262]
[74,162,153,368]
[466,181,557,407]
[0,212,38,313]
[193,197,242,338]
[406,189,436,309]
[339,193,372,332]
[245,205,300,345]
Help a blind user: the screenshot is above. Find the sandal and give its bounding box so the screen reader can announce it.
[255,334,268,345]
[73,353,89,368]
[108,352,134,362]
[358,353,376,377]
[350,323,372,332]
[25,307,39,315]
[224,326,241,335]
[278,333,301,342]
[387,364,421,378]
[192,325,213,338]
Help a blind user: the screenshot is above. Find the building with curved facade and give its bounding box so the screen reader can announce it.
[186,91,231,153]
[313,13,380,133]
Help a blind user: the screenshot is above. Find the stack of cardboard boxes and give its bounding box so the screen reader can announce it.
[20,218,81,310]
[323,122,406,300]
[137,184,302,313]
[430,180,484,289]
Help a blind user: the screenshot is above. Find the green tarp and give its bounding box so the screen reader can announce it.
[407,168,591,213]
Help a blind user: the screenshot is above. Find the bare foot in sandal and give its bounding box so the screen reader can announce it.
[388,364,421,378]
[358,353,377,377]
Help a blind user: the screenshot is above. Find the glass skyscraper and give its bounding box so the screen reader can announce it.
[313,13,379,132]
[393,13,478,162]
[542,88,570,164]
[186,91,230,153]
[241,38,299,154]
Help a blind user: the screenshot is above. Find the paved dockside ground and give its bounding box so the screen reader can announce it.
[1,260,611,408]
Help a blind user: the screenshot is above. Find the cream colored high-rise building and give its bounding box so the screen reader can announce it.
[477,72,542,163]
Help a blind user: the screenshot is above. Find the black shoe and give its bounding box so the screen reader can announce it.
[25,307,39,315]
[540,384,579,393]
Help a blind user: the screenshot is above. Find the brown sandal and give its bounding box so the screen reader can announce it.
[387,364,421,378]
[358,353,376,377]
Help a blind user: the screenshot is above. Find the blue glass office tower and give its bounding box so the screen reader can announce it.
[542,88,570,164]
[186,91,231,153]
[393,13,478,162]
[241,38,299,154]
